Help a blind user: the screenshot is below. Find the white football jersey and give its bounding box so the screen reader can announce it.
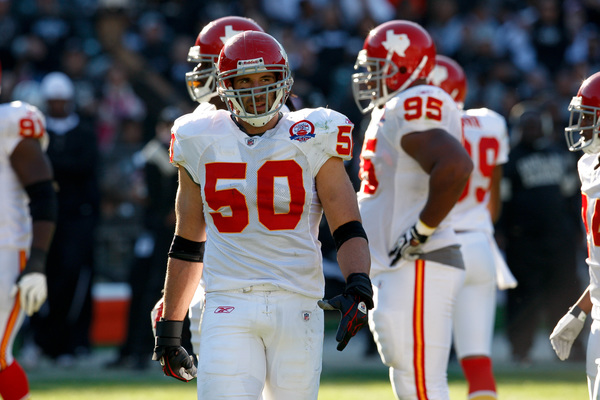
[578,153,600,321]
[171,107,354,298]
[451,108,509,233]
[0,101,47,249]
[357,84,463,274]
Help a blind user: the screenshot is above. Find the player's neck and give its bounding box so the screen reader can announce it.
[233,113,282,136]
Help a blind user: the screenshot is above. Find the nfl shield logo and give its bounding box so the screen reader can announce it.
[303,311,311,321]
[246,138,256,146]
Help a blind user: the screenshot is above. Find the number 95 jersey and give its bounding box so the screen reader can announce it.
[357,85,462,274]
[0,101,47,250]
[170,108,354,298]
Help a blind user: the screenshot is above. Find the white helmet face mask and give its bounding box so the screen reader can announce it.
[185,46,219,103]
[218,61,293,127]
[565,96,600,154]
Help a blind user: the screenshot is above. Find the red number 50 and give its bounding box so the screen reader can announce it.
[204,160,306,233]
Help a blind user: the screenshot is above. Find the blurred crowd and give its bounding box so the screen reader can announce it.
[4,0,599,366]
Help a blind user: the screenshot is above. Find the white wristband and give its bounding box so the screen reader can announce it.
[415,218,436,236]
[570,305,587,322]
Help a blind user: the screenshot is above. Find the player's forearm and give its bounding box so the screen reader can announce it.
[162,258,203,321]
[337,237,371,279]
[573,286,593,315]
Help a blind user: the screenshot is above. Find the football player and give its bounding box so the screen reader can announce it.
[152,31,373,400]
[431,55,514,400]
[0,61,57,400]
[352,21,473,399]
[550,71,600,399]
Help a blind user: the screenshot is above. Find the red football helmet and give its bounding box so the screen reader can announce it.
[566,71,600,154]
[352,20,436,113]
[430,55,467,109]
[217,31,293,127]
[185,16,264,103]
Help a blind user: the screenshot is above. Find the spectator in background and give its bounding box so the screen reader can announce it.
[30,71,100,366]
[497,100,584,365]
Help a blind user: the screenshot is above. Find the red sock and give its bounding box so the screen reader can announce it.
[460,356,497,399]
[0,361,30,400]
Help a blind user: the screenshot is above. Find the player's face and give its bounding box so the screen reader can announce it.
[232,72,277,114]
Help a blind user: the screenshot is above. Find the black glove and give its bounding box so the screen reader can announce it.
[389,223,431,266]
[152,319,197,382]
[318,272,374,351]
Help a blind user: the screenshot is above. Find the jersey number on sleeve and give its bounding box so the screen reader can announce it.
[19,117,44,139]
[204,160,306,233]
[458,136,499,202]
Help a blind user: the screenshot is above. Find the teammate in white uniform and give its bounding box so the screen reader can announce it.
[431,55,514,400]
[550,71,600,399]
[151,31,373,400]
[0,62,57,400]
[352,21,473,399]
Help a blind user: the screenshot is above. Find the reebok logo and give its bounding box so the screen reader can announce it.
[215,306,235,313]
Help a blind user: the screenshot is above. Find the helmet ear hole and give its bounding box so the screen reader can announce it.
[399,66,407,74]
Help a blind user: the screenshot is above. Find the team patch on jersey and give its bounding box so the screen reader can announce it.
[214,306,235,313]
[289,120,315,142]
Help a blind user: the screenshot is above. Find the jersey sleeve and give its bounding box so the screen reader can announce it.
[169,113,206,184]
[1,102,48,157]
[294,108,355,176]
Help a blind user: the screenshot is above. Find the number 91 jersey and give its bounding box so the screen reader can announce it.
[170,108,354,298]
[0,101,47,250]
[357,84,462,273]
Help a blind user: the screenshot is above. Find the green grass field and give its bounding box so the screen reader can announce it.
[27,358,589,399]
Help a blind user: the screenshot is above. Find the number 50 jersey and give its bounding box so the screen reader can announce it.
[170,108,354,298]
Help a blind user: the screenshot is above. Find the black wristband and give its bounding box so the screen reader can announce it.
[332,220,368,251]
[569,305,587,321]
[345,272,374,309]
[168,235,205,262]
[155,320,184,347]
[24,247,47,275]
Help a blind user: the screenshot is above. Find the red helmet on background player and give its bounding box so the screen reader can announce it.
[185,16,264,103]
[217,31,293,127]
[565,71,600,154]
[352,20,436,113]
[429,55,467,109]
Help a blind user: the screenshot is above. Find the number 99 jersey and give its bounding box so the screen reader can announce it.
[452,108,509,233]
[357,84,462,274]
[170,107,354,299]
[0,101,47,249]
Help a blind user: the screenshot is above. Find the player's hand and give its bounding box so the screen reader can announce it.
[549,306,587,361]
[10,248,48,317]
[389,223,431,266]
[150,297,164,338]
[10,272,47,317]
[152,320,197,382]
[318,273,374,351]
